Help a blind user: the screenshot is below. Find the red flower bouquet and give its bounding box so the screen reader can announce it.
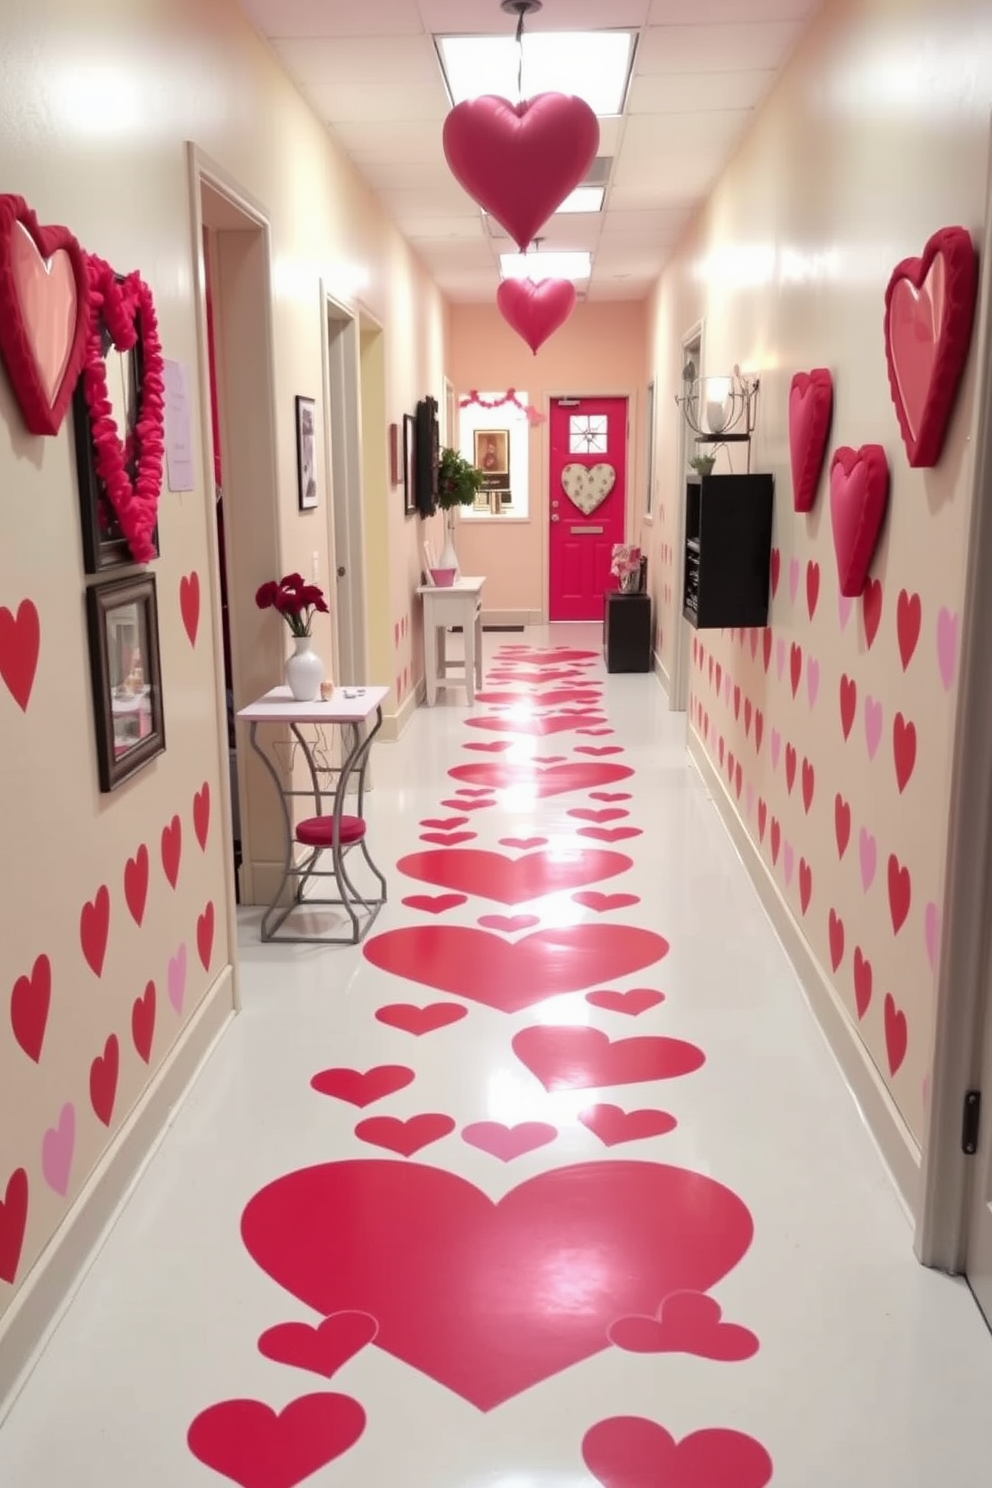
[255,573,328,638]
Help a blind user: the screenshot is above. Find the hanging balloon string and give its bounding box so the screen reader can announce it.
[516,8,525,104]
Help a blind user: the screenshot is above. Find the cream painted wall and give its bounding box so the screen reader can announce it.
[0,0,446,1325]
[644,0,992,1147]
[448,302,649,618]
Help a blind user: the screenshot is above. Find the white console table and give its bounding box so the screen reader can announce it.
[417,576,485,706]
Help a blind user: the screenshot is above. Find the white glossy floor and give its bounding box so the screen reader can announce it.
[2,623,991,1488]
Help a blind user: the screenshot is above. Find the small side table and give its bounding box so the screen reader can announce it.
[417,576,485,705]
[604,590,652,673]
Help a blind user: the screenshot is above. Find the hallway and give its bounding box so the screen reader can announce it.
[1,625,991,1486]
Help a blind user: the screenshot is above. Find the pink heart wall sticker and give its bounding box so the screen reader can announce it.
[829,445,890,598]
[884,225,978,467]
[0,195,91,435]
[442,93,600,251]
[788,368,833,512]
[496,277,577,355]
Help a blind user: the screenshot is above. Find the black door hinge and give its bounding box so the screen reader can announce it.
[962,1090,981,1155]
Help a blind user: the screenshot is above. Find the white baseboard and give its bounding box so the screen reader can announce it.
[481,609,541,627]
[653,649,671,697]
[380,678,426,741]
[688,727,921,1220]
[0,965,237,1420]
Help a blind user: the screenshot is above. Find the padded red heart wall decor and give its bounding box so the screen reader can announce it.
[829,444,890,598]
[0,195,90,436]
[442,93,599,251]
[788,368,833,512]
[884,225,978,468]
[497,278,577,354]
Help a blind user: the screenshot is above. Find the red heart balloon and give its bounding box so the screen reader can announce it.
[443,93,599,250]
[497,277,577,354]
[884,225,978,468]
[788,368,833,512]
[829,444,890,598]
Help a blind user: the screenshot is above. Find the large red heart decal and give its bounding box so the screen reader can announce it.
[449,760,633,798]
[583,1415,773,1488]
[788,368,833,512]
[466,709,603,737]
[363,924,667,1012]
[397,846,632,903]
[884,225,978,468]
[0,195,90,436]
[497,277,577,355]
[241,1159,754,1411]
[829,444,890,598]
[442,93,599,251]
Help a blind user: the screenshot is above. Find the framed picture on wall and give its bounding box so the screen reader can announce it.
[474,428,509,477]
[86,572,166,793]
[295,395,318,510]
[403,413,417,515]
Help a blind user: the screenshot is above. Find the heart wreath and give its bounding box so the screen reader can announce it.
[80,253,165,564]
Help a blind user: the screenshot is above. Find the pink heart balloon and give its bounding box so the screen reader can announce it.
[442,93,600,251]
[497,278,577,354]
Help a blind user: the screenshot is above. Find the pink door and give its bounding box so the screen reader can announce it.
[548,396,628,622]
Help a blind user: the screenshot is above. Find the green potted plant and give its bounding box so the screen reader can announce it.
[435,447,484,578]
[689,453,716,479]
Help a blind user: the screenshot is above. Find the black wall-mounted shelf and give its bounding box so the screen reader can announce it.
[682,472,774,630]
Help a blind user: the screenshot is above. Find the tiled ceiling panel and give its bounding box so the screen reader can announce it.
[239,0,824,301]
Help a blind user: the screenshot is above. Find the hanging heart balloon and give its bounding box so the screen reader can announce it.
[497,278,577,354]
[443,93,599,251]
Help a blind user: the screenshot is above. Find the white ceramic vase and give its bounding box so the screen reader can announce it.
[286,635,323,702]
[438,513,459,578]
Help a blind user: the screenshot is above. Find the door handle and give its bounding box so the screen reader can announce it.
[550,514,560,523]
[337,565,346,578]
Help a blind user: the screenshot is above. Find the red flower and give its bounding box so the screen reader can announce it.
[280,572,305,592]
[255,581,278,609]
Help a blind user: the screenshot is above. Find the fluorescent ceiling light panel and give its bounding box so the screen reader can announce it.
[556,186,605,214]
[437,32,634,117]
[500,251,592,281]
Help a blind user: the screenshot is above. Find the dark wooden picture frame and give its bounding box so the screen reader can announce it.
[72,273,160,573]
[403,413,417,515]
[296,394,318,510]
[86,572,166,792]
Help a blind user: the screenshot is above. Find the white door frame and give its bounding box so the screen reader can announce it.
[916,119,992,1278]
[319,286,369,687]
[669,320,704,712]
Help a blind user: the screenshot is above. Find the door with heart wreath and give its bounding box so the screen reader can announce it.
[549,396,628,622]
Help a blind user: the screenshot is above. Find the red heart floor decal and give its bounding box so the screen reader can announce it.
[578,1104,677,1146]
[241,1160,754,1411]
[513,1026,703,1089]
[354,1114,455,1157]
[499,837,547,850]
[420,831,477,847]
[188,1393,366,1488]
[573,892,641,913]
[463,741,514,752]
[579,826,642,843]
[488,668,595,685]
[586,989,665,1017]
[374,1003,468,1036]
[396,847,633,904]
[461,1121,558,1162]
[582,1415,772,1488]
[608,1292,758,1362]
[476,689,602,707]
[465,712,605,737]
[364,925,667,1012]
[310,1066,414,1108]
[400,894,467,915]
[258,1311,378,1379]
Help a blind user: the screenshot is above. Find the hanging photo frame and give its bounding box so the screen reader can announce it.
[86,572,166,792]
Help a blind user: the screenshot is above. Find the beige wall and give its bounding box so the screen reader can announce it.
[0,0,446,1324]
[448,302,649,618]
[644,0,992,1147]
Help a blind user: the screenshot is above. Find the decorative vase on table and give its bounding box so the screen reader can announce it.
[438,514,460,580]
[285,635,324,702]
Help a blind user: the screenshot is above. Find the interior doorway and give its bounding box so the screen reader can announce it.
[321,292,368,687]
[669,323,702,713]
[548,395,628,622]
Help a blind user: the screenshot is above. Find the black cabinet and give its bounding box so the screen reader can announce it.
[683,472,774,630]
[604,591,652,672]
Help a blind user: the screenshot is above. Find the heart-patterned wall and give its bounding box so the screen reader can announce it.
[642,0,988,1148]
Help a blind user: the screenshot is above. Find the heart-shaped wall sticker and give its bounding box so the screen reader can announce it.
[884,225,978,467]
[561,461,616,515]
[443,93,599,250]
[788,368,833,512]
[496,277,576,354]
[0,195,90,435]
[829,445,890,598]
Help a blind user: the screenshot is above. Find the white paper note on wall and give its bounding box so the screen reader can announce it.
[164,359,195,492]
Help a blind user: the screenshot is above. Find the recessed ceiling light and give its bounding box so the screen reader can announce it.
[556,186,605,214]
[437,31,635,116]
[499,251,592,281]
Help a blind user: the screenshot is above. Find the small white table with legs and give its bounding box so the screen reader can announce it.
[417,576,485,706]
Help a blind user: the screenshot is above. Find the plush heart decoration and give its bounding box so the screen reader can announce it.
[0,195,90,436]
[497,277,576,354]
[788,368,833,512]
[561,461,616,515]
[443,93,600,250]
[829,444,890,598]
[884,225,978,467]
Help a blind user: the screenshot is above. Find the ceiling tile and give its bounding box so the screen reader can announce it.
[400,215,486,240]
[352,158,457,191]
[378,183,480,216]
[421,0,653,32]
[648,0,819,19]
[637,21,805,72]
[627,69,776,114]
[415,240,496,267]
[273,37,439,86]
[585,278,653,301]
[599,206,693,235]
[311,82,449,124]
[330,118,445,155]
[243,0,424,37]
[620,109,752,155]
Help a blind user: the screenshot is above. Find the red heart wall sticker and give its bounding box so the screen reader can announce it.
[884,225,978,468]
[397,847,632,904]
[788,368,833,512]
[496,277,577,355]
[443,93,599,251]
[240,1159,754,1411]
[0,195,91,435]
[0,599,41,712]
[829,445,890,598]
[449,760,633,799]
[363,924,667,1012]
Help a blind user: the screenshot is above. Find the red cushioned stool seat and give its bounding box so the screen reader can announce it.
[295,814,366,848]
